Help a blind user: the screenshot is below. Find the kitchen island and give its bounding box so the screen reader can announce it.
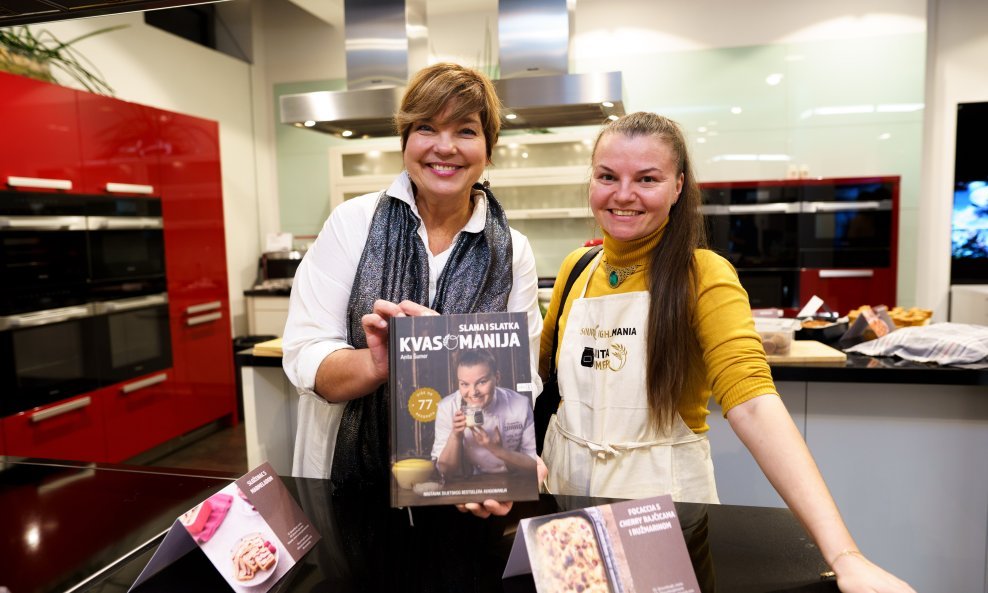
[237,347,988,593]
[0,457,836,593]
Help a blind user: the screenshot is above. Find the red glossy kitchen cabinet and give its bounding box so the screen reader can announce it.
[100,370,177,462]
[77,93,161,197]
[0,71,82,193]
[156,109,236,435]
[1,393,109,462]
[799,267,897,317]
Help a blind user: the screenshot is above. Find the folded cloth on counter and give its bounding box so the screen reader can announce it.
[844,322,988,367]
[197,493,233,543]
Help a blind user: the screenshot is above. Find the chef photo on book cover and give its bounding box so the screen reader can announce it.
[432,347,538,476]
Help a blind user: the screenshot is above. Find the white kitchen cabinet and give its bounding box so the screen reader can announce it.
[950,284,988,324]
[707,381,806,508]
[804,382,988,593]
[328,131,600,277]
[246,295,291,336]
[710,380,988,593]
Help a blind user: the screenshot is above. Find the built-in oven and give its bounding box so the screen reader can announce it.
[703,184,800,269]
[86,196,165,285]
[798,181,894,268]
[736,269,800,309]
[92,290,172,385]
[0,192,91,315]
[0,304,100,416]
[0,192,171,417]
[702,183,801,309]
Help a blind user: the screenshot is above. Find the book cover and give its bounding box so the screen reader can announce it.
[388,311,540,507]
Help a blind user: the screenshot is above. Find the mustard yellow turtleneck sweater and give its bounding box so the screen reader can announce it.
[538,223,778,433]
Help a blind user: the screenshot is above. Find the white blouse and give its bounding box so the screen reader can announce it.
[281,171,544,478]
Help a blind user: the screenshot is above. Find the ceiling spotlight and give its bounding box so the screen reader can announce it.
[303,120,316,127]
[607,115,619,121]
[765,73,784,86]
[505,113,518,120]
[730,107,743,115]
[601,101,614,108]
[341,130,354,137]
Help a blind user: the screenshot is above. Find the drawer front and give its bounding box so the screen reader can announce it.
[2,394,108,462]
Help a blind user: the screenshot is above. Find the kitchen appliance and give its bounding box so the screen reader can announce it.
[0,192,171,416]
[85,195,166,285]
[259,250,304,283]
[703,183,801,309]
[797,180,894,268]
[92,289,172,385]
[280,0,625,137]
[0,192,91,315]
[0,304,101,416]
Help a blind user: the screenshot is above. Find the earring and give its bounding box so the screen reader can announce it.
[482,169,491,188]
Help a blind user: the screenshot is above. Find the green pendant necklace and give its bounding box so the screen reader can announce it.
[602,259,641,288]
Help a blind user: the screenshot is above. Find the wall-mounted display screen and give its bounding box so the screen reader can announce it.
[951,102,988,284]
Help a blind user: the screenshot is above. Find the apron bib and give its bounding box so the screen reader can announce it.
[543,255,719,503]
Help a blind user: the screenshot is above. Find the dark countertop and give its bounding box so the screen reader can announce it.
[770,352,988,385]
[244,288,291,297]
[236,348,988,386]
[1,458,837,593]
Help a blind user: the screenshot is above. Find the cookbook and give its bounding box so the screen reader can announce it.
[388,311,540,507]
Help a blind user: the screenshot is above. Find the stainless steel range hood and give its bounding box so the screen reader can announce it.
[280,0,426,138]
[280,0,626,138]
[493,0,624,131]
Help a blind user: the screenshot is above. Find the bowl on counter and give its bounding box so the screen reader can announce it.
[796,319,849,346]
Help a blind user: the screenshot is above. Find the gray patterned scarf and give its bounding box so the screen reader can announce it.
[330,183,514,490]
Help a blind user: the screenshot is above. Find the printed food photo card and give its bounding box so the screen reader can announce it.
[388,311,540,507]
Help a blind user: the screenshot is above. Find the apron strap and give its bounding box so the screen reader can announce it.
[554,419,706,459]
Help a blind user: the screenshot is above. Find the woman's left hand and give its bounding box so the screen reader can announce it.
[456,499,513,519]
[833,552,916,593]
[455,459,548,519]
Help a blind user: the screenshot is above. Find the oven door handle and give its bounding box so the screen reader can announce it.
[1,305,94,329]
[802,200,892,213]
[121,372,169,395]
[96,293,169,314]
[87,216,163,230]
[7,176,73,191]
[0,215,87,231]
[30,397,92,423]
[818,269,875,279]
[727,203,801,214]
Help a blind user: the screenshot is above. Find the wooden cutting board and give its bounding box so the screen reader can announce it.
[252,337,283,357]
[767,339,846,365]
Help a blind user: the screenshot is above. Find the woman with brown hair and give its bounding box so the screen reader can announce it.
[282,63,543,511]
[539,111,914,592]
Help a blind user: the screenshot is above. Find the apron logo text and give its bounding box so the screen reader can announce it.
[579,324,639,339]
[581,343,629,371]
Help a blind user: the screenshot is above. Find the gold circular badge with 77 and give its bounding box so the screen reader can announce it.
[407,387,441,423]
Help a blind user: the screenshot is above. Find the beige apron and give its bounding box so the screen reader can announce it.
[543,255,719,503]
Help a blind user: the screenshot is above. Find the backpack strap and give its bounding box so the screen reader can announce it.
[547,244,602,378]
